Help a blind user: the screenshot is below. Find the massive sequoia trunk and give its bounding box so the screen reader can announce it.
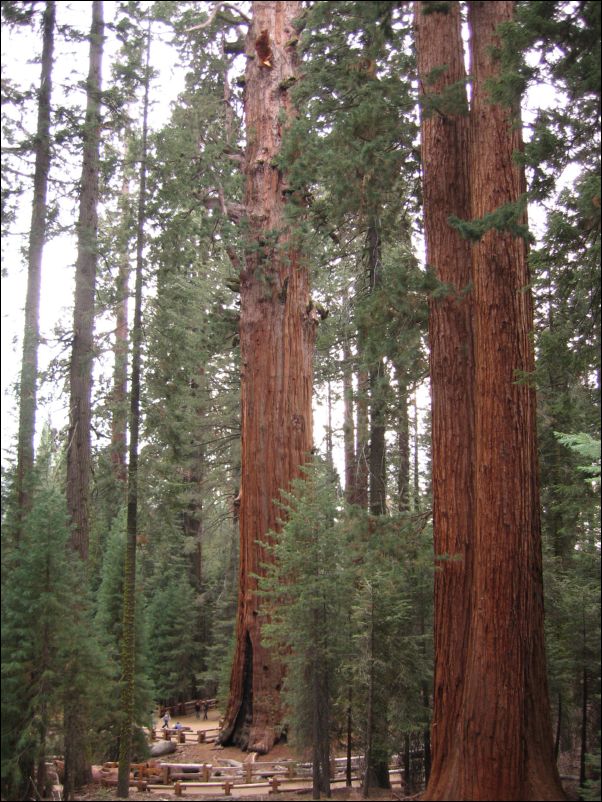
[219,0,315,754]
[15,0,55,538]
[460,4,563,799]
[66,0,103,560]
[414,2,475,798]
[419,2,564,799]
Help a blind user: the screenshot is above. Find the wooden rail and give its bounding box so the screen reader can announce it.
[150,726,221,744]
[99,754,407,797]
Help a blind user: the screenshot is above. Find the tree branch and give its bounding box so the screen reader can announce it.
[185,2,251,33]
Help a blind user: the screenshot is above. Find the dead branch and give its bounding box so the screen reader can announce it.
[185,2,251,33]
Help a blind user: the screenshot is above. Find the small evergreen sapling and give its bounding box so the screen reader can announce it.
[259,461,351,800]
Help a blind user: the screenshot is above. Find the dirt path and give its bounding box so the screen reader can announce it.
[75,710,409,801]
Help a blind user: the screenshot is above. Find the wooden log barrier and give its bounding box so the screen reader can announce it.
[163,729,170,741]
[223,780,233,796]
[270,777,280,793]
[202,765,211,783]
[178,731,186,744]
[197,730,206,743]
[287,762,296,779]
[174,779,183,796]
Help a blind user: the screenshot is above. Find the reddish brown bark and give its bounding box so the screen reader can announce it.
[419,2,564,799]
[15,0,55,537]
[219,0,315,754]
[415,3,475,798]
[458,4,563,799]
[66,0,103,560]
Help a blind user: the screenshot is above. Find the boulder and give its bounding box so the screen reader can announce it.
[149,739,177,757]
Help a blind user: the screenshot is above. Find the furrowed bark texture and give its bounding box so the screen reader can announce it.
[66,0,103,560]
[15,0,55,537]
[461,4,563,799]
[110,165,130,488]
[415,3,474,798]
[419,1,564,799]
[117,18,151,799]
[219,0,315,754]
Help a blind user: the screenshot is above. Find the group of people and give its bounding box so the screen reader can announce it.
[194,699,210,720]
[161,699,210,729]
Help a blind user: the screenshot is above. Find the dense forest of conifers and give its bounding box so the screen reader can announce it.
[1,1,600,801]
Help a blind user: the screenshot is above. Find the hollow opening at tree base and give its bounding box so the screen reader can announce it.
[224,632,253,751]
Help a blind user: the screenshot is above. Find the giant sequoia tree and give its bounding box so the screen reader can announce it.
[417,2,564,800]
[219,0,316,754]
[414,1,474,796]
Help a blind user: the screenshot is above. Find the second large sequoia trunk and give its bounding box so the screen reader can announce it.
[219,0,315,754]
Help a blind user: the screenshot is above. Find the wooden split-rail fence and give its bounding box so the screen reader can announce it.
[159,698,218,719]
[150,725,221,744]
[111,755,408,796]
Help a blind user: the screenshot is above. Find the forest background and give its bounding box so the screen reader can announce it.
[1,1,600,801]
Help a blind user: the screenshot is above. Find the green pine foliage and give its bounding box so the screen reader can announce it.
[343,509,433,786]
[146,559,203,705]
[1,456,110,800]
[260,461,349,796]
[94,512,154,759]
[0,2,600,794]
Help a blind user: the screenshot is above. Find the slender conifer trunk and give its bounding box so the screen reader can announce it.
[366,219,388,517]
[66,0,103,560]
[63,10,103,793]
[15,0,54,538]
[117,17,151,798]
[219,0,315,754]
[354,366,370,507]
[111,160,131,489]
[342,332,356,503]
[395,366,410,512]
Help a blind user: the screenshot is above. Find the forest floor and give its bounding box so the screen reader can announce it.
[72,709,582,801]
[73,709,415,802]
